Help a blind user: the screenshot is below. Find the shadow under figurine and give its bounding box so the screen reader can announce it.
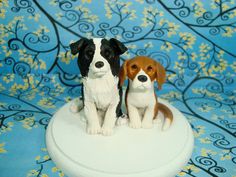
[119,56,173,130]
[70,38,127,136]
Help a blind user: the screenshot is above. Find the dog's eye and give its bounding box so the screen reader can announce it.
[147,66,153,71]
[104,50,111,57]
[86,50,94,56]
[131,64,138,70]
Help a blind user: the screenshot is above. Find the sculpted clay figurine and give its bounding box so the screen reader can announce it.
[119,56,173,130]
[70,38,127,136]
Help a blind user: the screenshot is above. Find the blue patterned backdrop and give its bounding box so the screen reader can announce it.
[0,0,236,177]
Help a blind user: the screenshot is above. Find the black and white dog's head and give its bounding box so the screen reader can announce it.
[70,38,127,78]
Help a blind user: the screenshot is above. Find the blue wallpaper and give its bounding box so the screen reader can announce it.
[0,0,236,177]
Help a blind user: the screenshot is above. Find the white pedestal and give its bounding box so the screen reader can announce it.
[46,99,194,177]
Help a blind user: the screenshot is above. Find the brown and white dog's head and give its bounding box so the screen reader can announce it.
[119,56,166,90]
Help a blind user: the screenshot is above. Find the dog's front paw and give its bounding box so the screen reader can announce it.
[87,124,101,135]
[142,121,153,129]
[101,127,114,136]
[129,120,142,129]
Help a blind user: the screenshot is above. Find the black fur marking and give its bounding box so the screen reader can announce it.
[116,85,123,118]
[70,38,87,55]
[70,38,95,77]
[100,38,127,76]
[100,39,119,76]
[81,84,84,105]
[78,39,95,77]
[109,38,128,55]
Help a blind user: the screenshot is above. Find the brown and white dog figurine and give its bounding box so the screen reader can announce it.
[119,56,173,130]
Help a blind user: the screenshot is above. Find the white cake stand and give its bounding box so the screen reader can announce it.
[46,99,194,177]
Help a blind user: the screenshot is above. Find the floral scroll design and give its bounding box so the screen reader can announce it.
[0,103,51,131]
[4,0,82,86]
[211,133,236,164]
[177,151,227,177]
[157,0,236,59]
[4,0,235,79]
[0,74,82,135]
[0,75,52,133]
[158,0,236,37]
[188,157,226,177]
[2,0,178,86]
[27,148,65,177]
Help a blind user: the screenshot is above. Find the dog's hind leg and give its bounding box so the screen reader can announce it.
[158,103,173,131]
[70,97,84,113]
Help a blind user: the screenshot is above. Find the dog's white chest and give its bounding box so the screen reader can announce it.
[127,90,156,108]
[83,73,119,110]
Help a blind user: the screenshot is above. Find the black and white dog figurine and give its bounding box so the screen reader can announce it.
[70,38,127,136]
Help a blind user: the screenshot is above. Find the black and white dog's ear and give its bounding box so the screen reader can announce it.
[109,38,128,55]
[70,38,87,55]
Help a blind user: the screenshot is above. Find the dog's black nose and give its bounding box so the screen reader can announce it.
[95,61,104,68]
[138,75,148,82]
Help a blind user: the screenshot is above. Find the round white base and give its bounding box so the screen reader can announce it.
[46,99,194,177]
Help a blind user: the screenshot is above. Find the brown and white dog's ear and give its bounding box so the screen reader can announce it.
[109,38,128,55]
[70,38,88,55]
[155,62,166,90]
[119,60,128,86]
